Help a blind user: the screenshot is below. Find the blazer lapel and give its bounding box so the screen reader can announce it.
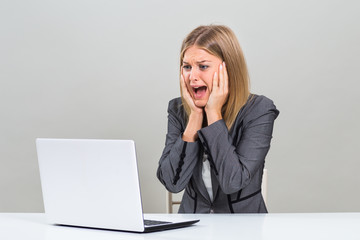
[211,170,220,201]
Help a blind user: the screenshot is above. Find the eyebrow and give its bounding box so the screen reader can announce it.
[182,60,211,64]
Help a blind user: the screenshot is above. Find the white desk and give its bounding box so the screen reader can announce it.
[1,213,359,240]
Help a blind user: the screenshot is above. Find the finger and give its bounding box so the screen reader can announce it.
[181,74,188,91]
[180,74,189,96]
[180,73,186,91]
[212,71,218,91]
[223,62,229,93]
[219,62,224,90]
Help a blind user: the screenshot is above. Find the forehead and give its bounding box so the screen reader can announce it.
[183,46,220,62]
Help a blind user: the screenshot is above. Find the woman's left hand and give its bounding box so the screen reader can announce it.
[205,62,229,125]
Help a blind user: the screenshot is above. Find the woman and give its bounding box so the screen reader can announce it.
[157,25,279,213]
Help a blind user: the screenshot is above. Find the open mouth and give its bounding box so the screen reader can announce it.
[192,86,207,99]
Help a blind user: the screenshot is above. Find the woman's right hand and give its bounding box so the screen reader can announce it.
[180,72,203,142]
[180,73,203,114]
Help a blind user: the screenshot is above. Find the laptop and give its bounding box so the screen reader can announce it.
[36,138,199,233]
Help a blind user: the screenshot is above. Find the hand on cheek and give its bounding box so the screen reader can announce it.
[205,62,229,125]
[181,72,204,142]
[180,73,203,114]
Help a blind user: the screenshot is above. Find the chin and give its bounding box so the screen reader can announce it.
[194,99,207,108]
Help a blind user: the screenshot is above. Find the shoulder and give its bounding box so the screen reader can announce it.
[167,97,187,124]
[248,94,278,113]
[168,97,184,114]
[240,94,280,122]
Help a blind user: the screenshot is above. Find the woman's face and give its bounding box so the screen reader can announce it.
[182,46,223,108]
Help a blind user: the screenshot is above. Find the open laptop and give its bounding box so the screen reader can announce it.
[36,138,199,233]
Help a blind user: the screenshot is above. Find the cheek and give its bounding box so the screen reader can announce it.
[184,75,192,89]
[183,72,191,80]
[204,72,214,91]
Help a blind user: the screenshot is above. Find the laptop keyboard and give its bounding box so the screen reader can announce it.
[144,219,171,226]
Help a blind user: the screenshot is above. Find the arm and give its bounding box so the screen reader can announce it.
[198,97,279,194]
[157,100,201,193]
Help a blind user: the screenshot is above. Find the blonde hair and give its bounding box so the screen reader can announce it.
[180,25,250,129]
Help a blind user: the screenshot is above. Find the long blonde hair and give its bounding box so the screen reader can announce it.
[180,25,250,130]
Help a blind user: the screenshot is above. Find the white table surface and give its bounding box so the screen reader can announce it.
[1,213,359,240]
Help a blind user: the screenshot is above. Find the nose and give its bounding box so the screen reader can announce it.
[189,68,199,82]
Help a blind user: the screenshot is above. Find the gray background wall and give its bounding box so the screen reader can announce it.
[1,0,359,213]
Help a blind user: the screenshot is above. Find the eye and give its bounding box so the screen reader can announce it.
[183,65,191,71]
[199,64,209,70]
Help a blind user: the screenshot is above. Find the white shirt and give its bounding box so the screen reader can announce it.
[202,153,213,202]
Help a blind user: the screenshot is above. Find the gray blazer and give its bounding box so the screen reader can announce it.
[157,94,279,213]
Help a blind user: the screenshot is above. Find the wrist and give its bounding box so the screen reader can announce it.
[189,109,203,119]
[206,110,222,125]
[183,111,203,142]
[190,106,204,115]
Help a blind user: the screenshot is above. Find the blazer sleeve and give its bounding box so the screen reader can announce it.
[197,96,279,194]
[157,99,201,193]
